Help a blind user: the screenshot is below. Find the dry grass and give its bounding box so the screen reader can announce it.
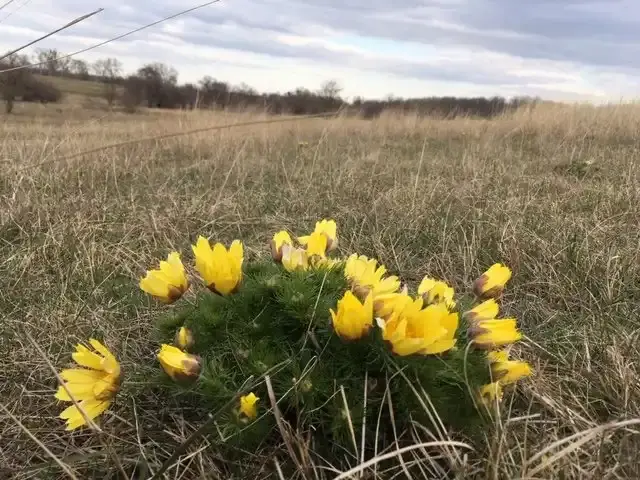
[1,102,640,479]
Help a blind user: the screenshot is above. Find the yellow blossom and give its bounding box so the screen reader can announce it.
[344,254,400,300]
[311,255,342,270]
[378,299,458,356]
[421,308,459,355]
[298,219,338,251]
[175,326,194,351]
[281,244,309,272]
[417,277,456,309]
[192,237,243,295]
[474,263,512,299]
[373,286,411,319]
[463,299,500,322]
[270,231,293,262]
[489,350,533,385]
[139,252,189,304]
[55,339,120,431]
[487,350,509,363]
[479,382,503,405]
[157,344,201,381]
[239,392,260,420]
[468,318,522,349]
[306,230,329,258]
[330,291,374,341]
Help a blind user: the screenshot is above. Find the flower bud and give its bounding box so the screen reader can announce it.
[158,344,201,382]
[467,318,522,349]
[270,231,293,262]
[239,393,259,420]
[463,299,499,323]
[174,326,194,351]
[473,263,512,299]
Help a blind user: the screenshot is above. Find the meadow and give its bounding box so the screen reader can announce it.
[1,100,640,479]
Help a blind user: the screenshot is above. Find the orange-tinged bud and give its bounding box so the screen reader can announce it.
[473,263,512,299]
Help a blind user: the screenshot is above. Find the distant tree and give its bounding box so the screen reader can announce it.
[0,54,29,113]
[121,74,145,113]
[57,56,71,76]
[21,52,520,119]
[134,62,178,108]
[70,59,90,79]
[198,76,229,108]
[318,79,342,99]
[140,62,178,85]
[36,48,62,76]
[179,83,198,109]
[234,82,257,95]
[92,58,122,107]
[0,53,62,113]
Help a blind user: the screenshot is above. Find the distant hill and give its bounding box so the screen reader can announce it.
[35,74,123,99]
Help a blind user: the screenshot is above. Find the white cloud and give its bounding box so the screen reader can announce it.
[0,0,639,102]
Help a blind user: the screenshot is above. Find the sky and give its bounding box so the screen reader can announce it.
[1,0,640,102]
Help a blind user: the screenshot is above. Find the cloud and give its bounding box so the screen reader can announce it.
[1,0,639,101]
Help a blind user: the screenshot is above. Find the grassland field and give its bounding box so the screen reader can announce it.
[1,95,640,479]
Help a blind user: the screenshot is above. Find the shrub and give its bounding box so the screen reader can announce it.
[21,77,62,104]
[53,219,532,474]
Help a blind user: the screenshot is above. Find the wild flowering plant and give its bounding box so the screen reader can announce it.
[52,219,532,466]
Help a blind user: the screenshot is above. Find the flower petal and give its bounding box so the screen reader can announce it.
[59,368,104,384]
[71,345,104,370]
[59,399,111,431]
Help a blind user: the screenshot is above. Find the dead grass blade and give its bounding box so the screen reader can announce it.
[333,441,473,480]
[0,403,79,480]
[525,419,640,477]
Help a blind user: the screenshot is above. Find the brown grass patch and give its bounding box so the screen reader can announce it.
[1,103,640,478]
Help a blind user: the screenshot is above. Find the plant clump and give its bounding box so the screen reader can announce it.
[52,219,533,470]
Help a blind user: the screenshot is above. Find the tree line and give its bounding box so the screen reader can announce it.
[1,48,541,116]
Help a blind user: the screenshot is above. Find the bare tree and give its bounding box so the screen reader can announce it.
[92,57,122,107]
[0,53,29,113]
[70,59,89,79]
[234,82,257,95]
[135,63,178,108]
[318,79,342,99]
[35,48,62,76]
[57,56,72,76]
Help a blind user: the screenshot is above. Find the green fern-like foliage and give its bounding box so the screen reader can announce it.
[154,257,492,464]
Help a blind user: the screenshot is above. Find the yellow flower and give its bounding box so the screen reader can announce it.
[311,255,342,270]
[239,392,260,420]
[487,350,509,363]
[421,308,459,355]
[281,244,309,272]
[479,382,503,405]
[489,351,533,385]
[344,254,400,300]
[192,237,243,295]
[474,263,512,299]
[305,230,328,258]
[270,230,293,262]
[175,326,194,351]
[139,252,189,304]
[330,290,374,341]
[298,219,338,251]
[157,344,201,381]
[55,339,120,431]
[417,277,456,309]
[463,299,500,322]
[378,299,458,356]
[468,318,522,349]
[373,286,411,319]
